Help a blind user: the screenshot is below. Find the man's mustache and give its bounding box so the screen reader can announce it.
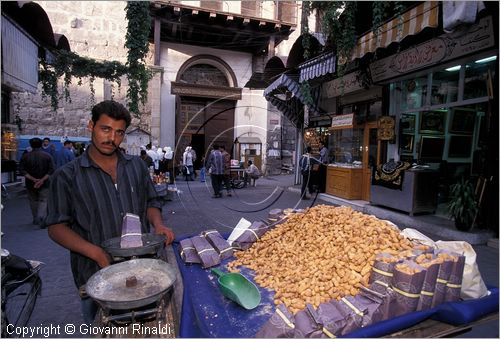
[102,141,117,148]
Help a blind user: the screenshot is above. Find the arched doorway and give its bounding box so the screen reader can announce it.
[172,55,242,170]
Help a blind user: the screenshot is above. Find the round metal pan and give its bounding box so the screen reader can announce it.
[102,233,166,258]
[86,258,176,310]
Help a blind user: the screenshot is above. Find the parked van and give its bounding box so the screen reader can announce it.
[16,135,90,161]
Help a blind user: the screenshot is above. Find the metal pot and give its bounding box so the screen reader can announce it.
[86,258,176,310]
[101,234,166,258]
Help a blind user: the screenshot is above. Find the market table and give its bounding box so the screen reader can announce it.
[172,239,498,338]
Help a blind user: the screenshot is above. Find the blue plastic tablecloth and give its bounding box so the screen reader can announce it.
[173,239,499,338]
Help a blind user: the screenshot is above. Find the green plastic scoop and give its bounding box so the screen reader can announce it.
[211,268,261,310]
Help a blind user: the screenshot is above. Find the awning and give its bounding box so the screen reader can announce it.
[351,1,439,61]
[264,73,321,127]
[298,51,336,83]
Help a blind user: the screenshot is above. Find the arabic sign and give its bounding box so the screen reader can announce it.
[330,113,354,129]
[324,71,363,98]
[370,16,495,82]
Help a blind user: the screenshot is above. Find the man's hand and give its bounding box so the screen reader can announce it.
[90,246,111,268]
[33,178,45,189]
[154,224,175,245]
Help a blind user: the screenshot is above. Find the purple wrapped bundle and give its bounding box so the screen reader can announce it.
[202,229,233,260]
[255,304,296,338]
[444,253,466,302]
[415,254,440,311]
[179,238,201,264]
[120,213,143,248]
[191,236,220,268]
[293,304,326,338]
[390,261,427,318]
[334,296,367,336]
[431,250,456,308]
[232,221,269,250]
[317,301,347,337]
[369,253,401,285]
[367,281,396,322]
[355,287,385,326]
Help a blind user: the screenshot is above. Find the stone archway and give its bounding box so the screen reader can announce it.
[172,55,242,169]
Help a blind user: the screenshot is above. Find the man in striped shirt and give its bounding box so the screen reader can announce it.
[46,100,174,324]
[206,145,225,198]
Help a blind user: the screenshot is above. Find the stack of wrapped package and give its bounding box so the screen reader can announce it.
[179,229,238,268]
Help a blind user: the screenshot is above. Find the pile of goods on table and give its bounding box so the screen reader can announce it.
[227,205,465,337]
[179,205,468,337]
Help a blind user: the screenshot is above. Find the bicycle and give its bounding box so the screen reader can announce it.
[1,249,43,338]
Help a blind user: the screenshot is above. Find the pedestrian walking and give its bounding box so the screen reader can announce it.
[299,146,321,200]
[41,137,56,159]
[206,145,224,198]
[220,145,232,196]
[19,137,55,226]
[55,140,75,168]
[45,100,175,325]
[183,146,194,181]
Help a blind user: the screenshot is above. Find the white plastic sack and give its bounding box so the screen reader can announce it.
[435,240,490,300]
[401,228,489,300]
[400,228,437,248]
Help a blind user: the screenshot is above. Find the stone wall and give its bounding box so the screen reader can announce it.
[11,1,156,142]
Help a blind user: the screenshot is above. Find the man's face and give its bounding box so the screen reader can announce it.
[88,115,126,156]
[43,139,49,147]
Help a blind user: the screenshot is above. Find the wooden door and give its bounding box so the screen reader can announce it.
[362,122,379,201]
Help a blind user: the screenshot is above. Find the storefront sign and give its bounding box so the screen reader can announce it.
[269,119,279,125]
[324,71,363,98]
[330,113,354,129]
[370,16,495,82]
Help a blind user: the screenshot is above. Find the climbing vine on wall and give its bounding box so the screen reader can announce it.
[125,1,153,117]
[38,1,152,117]
[39,51,128,110]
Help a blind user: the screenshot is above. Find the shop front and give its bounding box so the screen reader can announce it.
[320,70,385,201]
[370,15,497,206]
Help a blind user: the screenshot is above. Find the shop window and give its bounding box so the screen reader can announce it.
[464,57,496,100]
[331,128,363,164]
[431,68,459,105]
[400,77,427,111]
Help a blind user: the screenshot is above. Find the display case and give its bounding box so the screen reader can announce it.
[330,128,363,165]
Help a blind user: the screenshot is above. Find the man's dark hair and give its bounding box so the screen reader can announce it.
[248,160,253,165]
[64,140,73,146]
[140,149,147,156]
[220,145,226,150]
[29,137,43,148]
[43,137,50,142]
[306,146,312,153]
[91,100,131,128]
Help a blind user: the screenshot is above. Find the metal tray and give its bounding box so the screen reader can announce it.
[102,233,165,258]
[86,258,176,310]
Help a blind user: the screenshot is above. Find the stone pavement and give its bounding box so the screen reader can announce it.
[0,175,498,337]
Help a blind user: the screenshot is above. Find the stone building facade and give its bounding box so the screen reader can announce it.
[9,1,314,174]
